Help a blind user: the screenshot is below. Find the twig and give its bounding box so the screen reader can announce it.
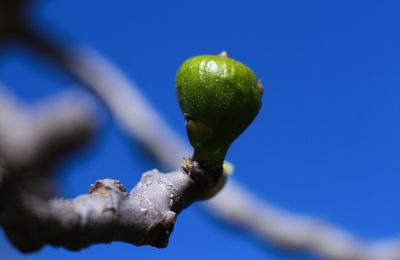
[0,88,222,252]
[0,88,96,179]
[3,4,399,257]
[207,180,400,260]
[1,170,200,253]
[16,27,189,169]
[22,38,400,259]
[5,2,399,259]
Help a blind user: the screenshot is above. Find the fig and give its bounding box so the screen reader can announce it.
[176,52,262,165]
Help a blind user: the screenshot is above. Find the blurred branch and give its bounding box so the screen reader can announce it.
[0,89,96,182]
[15,27,188,169]
[207,180,400,260]
[23,37,400,259]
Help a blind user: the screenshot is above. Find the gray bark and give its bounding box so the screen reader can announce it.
[1,168,213,253]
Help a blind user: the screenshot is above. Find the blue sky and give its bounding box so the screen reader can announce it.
[1,0,400,259]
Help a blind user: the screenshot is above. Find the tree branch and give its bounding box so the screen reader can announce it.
[1,169,204,253]
[0,88,96,175]
[0,88,223,253]
[25,41,400,259]
[206,180,400,260]
[15,27,188,169]
[5,21,400,258]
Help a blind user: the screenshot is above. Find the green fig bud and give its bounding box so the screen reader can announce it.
[176,52,263,165]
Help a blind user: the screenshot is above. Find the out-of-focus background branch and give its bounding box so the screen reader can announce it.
[2,0,400,260]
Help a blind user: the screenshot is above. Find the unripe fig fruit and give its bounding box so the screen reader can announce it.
[176,52,262,165]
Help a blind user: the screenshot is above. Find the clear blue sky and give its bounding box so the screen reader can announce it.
[1,0,400,259]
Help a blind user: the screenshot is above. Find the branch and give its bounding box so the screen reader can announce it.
[0,88,222,253]
[206,180,400,260]
[0,88,99,207]
[15,27,188,169]
[0,88,96,181]
[21,40,400,259]
[5,22,400,258]
[1,169,203,253]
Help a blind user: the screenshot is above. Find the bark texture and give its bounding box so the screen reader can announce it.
[0,169,211,252]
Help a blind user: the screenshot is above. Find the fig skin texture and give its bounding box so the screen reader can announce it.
[176,53,262,165]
